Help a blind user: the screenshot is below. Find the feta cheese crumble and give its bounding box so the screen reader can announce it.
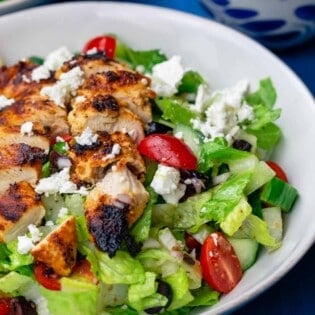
[191,80,254,142]
[20,121,34,136]
[150,164,186,205]
[74,126,98,146]
[151,55,185,97]
[35,167,88,195]
[40,66,85,107]
[0,95,14,110]
[17,224,43,254]
[58,207,69,218]
[103,143,121,161]
[31,46,74,82]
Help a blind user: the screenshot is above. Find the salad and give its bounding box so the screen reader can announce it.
[0,35,298,315]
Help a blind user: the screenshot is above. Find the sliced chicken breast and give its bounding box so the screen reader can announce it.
[31,216,77,276]
[0,181,45,243]
[69,131,146,185]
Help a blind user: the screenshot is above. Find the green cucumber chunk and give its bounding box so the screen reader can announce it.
[260,177,298,212]
[262,207,283,242]
[228,238,259,271]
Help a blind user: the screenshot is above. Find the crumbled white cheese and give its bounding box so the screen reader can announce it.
[150,164,186,205]
[40,66,85,107]
[58,207,69,218]
[31,65,51,82]
[75,95,86,103]
[22,74,31,83]
[35,167,88,195]
[0,95,14,110]
[44,46,74,71]
[74,126,98,146]
[20,121,34,136]
[45,220,55,227]
[17,224,42,254]
[31,46,73,82]
[57,157,72,169]
[174,131,183,139]
[17,235,34,254]
[28,224,43,243]
[151,55,185,97]
[191,80,254,142]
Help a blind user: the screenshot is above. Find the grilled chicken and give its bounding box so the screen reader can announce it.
[69,131,146,185]
[60,52,155,123]
[31,216,77,276]
[0,181,45,243]
[0,97,69,140]
[68,102,145,144]
[0,143,47,195]
[0,60,54,100]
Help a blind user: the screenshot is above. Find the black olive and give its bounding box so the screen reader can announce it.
[179,170,209,201]
[145,280,173,314]
[10,297,38,315]
[232,139,252,152]
[146,122,173,135]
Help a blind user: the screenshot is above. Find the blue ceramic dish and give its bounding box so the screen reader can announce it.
[201,0,315,50]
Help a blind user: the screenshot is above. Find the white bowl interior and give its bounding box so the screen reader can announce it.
[0,2,314,314]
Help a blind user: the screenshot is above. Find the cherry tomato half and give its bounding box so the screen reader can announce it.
[34,262,61,291]
[138,134,197,170]
[0,298,12,315]
[83,35,116,59]
[200,232,243,294]
[72,259,98,285]
[266,161,288,182]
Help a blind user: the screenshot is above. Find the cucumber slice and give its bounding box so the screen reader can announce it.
[173,124,203,158]
[262,207,282,242]
[245,161,275,195]
[228,237,259,271]
[260,177,298,212]
[228,154,258,174]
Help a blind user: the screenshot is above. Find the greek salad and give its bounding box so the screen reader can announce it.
[0,35,298,315]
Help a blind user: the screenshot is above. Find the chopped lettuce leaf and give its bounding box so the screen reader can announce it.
[233,214,280,249]
[178,70,204,94]
[200,172,252,223]
[188,285,220,307]
[41,277,99,315]
[220,196,252,236]
[131,187,158,243]
[155,98,196,126]
[115,39,167,72]
[164,267,194,310]
[198,141,251,173]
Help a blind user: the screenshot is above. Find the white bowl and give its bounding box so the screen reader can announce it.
[201,0,315,50]
[0,2,314,314]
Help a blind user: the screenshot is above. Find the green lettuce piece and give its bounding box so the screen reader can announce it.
[200,172,252,223]
[128,271,168,311]
[164,267,194,310]
[131,187,158,243]
[115,39,167,72]
[246,78,277,109]
[41,277,99,315]
[177,70,204,94]
[247,122,282,150]
[220,196,252,236]
[188,285,220,307]
[0,241,33,274]
[152,190,212,232]
[198,141,251,173]
[155,98,196,126]
[96,250,145,285]
[233,214,280,249]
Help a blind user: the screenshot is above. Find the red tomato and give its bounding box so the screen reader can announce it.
[138,134,197,170]
[34,262,61,291]
[0,298,12,315]
[266,161,288,182]
[72,259,98,285]
[83,35,116,58]
[200,232,243,294]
